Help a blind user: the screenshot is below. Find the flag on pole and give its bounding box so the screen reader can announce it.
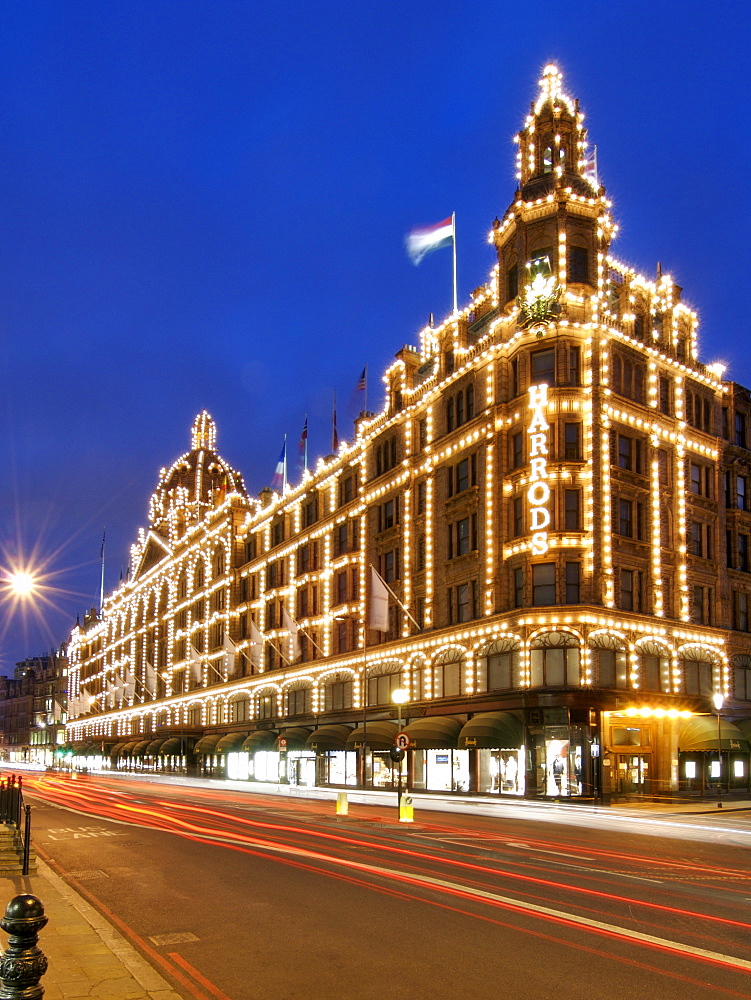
[250,620,263,670]
[582,146,599,189]
[331,393,339,453]
[348,366,368,418]
[281,606,301,661]
[189,645,203,687]
[144,661,156,699]
[223,631,238,676]
[368,566,390,632]
[298,417,308,474]
[271,438,287,492]
[406,215,454,265]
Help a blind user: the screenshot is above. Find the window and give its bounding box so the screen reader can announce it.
[690,588,712,625]
[303,497,318,527]
[565,562,580,603]
[739,534,749,572]
[448,454,477,496]
[258,693,277,719]
[380,549,400,584]
[529,635,579,687]
[448,515,477,558]
[288,687,312,716]
[511,431,524,469]
[689,462,711,497]
[339,476,355,506]
[433,657,463,698]
[417,418,427,450]
[513,497,524,536]
[513,567,524,608]
[620,569,642,611]
[378,498,399,531]
[563,423,581,460]
[564,490,581,531]
[507,263,518,301]
[415,534,426,572]
[616,498,644,539]
[641,651,668,692]
[532,563,556,606]
[658,449,670,485]
[611,431,644,474]
[690,521,712,559]
[685,389,712,433]
[324,680,353,712]
[416,481,427,515]
[511,358,520,398]
[568,246,589,284]
[659,376,671,415]
[736,413,747,449]
[267,560,284,589]
[567,345,581,386]
[448,581,477,624]
[446,385,475,432]
[735,592,749,632]
[375,437,397,476]
[271,519,285,547]
[595,648,628,689]
[367,672,402,706]
[738,476,748,511]
[482,650,518,691]
[296,542,318,576]
[683,658,713,696]
[531,348,555,385]
[611,353,645,404]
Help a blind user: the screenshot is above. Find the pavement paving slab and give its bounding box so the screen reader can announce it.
[0,859,183,1000]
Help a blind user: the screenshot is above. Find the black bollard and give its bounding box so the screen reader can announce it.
[0,895,48,1000]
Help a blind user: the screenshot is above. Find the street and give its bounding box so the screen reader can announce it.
[21,773,751,1000]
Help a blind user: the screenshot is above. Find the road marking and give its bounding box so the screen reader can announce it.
[505,841,596,860]
[553,862,662,883]
[194,831,751,972]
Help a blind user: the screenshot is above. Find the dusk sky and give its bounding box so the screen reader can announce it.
[1,1,748,670]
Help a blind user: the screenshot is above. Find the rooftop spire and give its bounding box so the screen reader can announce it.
[191,410,216,451]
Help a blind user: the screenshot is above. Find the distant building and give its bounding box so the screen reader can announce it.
[0,649,68,765]
[66,66,751,800]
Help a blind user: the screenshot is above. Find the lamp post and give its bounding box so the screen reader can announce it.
[391,687,409,814]
[712,693,725,808]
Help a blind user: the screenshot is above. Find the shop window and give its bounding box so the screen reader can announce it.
[611,726,649,747]
[532,563,556,606]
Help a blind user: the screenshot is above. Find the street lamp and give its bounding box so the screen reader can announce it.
[712,692,725,808]
[391,688,409,815]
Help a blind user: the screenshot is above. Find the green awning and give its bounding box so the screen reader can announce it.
[158,737,187,756]
[216,732,248,753]
[678,717,750,752]
[274,728,312,751]
[346,721,399,751]
[194,734,222,754]
[145,738,167,756]
[71,741,90,754]
[116,741,140,757]
[132,740,154,758]
[241,730,278,752]
[458,712,523,750]
[109,742,129,757]
[402,717,462,750]
[305,725,353,752]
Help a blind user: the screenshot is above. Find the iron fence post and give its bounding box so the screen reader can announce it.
[22,808,31,878]
[0,895,48,1000]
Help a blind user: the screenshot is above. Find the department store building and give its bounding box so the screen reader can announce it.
[66,66,751,802]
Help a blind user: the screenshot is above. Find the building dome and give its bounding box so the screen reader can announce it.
[147,411,247,539]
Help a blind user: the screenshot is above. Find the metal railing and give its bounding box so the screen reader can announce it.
[0,776,32,875]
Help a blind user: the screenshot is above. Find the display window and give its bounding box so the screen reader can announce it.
[478,749,524,795]
[411,749,469,791]
[545,738,583,796]
[324,750,358,786]
[254,750,281,781]
[226,751,250,781]
[285,751,316,786]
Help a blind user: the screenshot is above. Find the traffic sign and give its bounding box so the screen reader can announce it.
[395,732,411,750]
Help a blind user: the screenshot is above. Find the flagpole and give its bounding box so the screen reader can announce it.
[304,416,308,473]
[364,365,368,415]
[452,211,458,315]
[283,434,288,492]
[99,528,106,614]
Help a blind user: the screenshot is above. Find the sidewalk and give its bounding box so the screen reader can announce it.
[0,858,182,1000]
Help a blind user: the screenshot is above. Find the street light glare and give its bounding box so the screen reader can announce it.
[8,572,36,596]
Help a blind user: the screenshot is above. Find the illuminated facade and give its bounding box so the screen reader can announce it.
[67,66,751,800]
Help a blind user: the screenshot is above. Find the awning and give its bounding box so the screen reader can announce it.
[132,740,155,758]
[458,712,523,750]
[216,732,248,753]
[116,741,140,757]
[71,741,90,754]
[274,728,312,751]
[305,725,353,752]
[241,730,278,752]
[109,742,129,757]
[194,734,222,754]
[145,738,167,756]
[734,719,751,743]
[402,717,462,750]
[679,717,750,752]
[346,721,399,751]
[158,738,187,756]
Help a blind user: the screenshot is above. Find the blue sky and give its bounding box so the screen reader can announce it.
[1,0,749,669]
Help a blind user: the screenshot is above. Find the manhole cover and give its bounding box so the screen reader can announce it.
[148,932,199,946]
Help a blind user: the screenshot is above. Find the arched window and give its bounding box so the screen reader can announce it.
[589,634,629,689]
[732,655,751,702]
[324,674,353,712]
[366,663,403,706]
[287,683,313,717]
[530,632,580,687]
[475,638,520,693]
[637,641,670,693]
[432,649,465,698]
[680,647,716,697]
[257,691,277,720]
[230,695,249,723]
[543,146,553,174]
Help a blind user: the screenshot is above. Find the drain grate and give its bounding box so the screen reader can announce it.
[148,932,199,946]
[67,870,109,880]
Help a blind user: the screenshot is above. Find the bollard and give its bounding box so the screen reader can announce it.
[399,793,414,824]
[335,792,348,817]
[0,895,48,1000]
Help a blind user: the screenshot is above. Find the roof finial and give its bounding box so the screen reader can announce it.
[191,411,216,451]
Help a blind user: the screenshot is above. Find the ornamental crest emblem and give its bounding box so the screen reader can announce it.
[517,255,561,329]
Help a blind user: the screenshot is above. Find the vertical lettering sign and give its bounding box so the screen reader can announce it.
[527,384,550,555]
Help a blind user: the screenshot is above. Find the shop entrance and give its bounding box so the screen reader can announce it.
[616,753,649,793]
